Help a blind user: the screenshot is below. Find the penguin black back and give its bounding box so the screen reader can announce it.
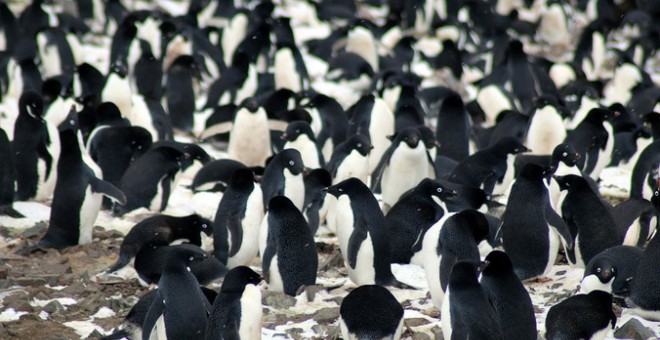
[545,290,616,340]
[340,285,404,339]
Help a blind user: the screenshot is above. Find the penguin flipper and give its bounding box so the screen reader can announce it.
[227,214,244,258]
[545,204,574,249]
[89,177,127,205]
[199,121,233,141]
[142,290,165,340]
[347,227,368,269]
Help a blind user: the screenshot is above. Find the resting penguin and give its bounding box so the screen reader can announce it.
[13,90,61,202]
[105,214,213,273]
[37,108,126,249]
[371,127,429,213]
[581,245,643,295]
[501,164,574,280]
[206,266,263,340]
[442,261,504,340]
[0,127,23,217]
[480,250,538,340]
[260,148,306,211]
[142,245,212,340]
[213,168,264,268]
[262,196,317,296]
[325,178,411,288]
[339,285,404,340]
[386,178,457,265]
[545,291,616,340]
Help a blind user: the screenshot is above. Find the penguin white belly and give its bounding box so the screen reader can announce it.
[259,212,269,256]
[526,107,566,155]
[347,234,376,285]
[630,308,660,321]
[642,173,654,201]
[324,195,338,233]
[78,189,103,245]
[441,289,453,339]
[580,275,613,294]
[622,216,643,246]
[334,151,369,184]
[38,37,62,78]
[381,144,428,208]
[102,75,133,120]
[153,314,166,340]
[283,169,305,211]
[285,136,320,169]
[130,95,158,139]
[570,234,586,268]
[589,326,611,340]
[620,137,652,171]
[590,123,614,180]
[149,175,166,211]
[267,255,284,293]
[321,138,333,162]
[420,215,450,308]
[492,154,516,196]
[543,227,561,276]
[235,65,257,104]
[334,196,354,257]
[228,188,264,268]
[368,99,394,173]
[477,85,512,126]
[228,108,271,167]
[222,14,248,65]
[538,5,569,46]
[34,123,61,201]
[238,284,263,339]
[274,49,301,92]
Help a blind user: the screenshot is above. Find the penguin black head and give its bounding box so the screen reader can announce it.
[346,134,373,156]
[324,177,364,198]
[220,266,262,294]
[267,196,303,225]
[481,250,514,277]
[277,148,305,175]
[417,126,441,149]
[305,169,332,189]
[493,136,529,155]
[109,61,128,78]
[520,163,551,182]
[183,214,213,236]
[390,127,421,148]
[553,174,588,192]
[585,257,616,284]
[652,180,660,212]
[41,78,63,103]
[448,260,482,287]
[454,209,490,243]
[19,91,45,121]
[281,121,314,142]
[417,178,458,200]
[241,97,261,113]
[96,102,124,125]
[554,144,580,167]
[165,243,208,266]
[58,106,80,132]
[586,290,614,306]
[585,108,612,123]
[229,168,256,192]
[182,143,212,164]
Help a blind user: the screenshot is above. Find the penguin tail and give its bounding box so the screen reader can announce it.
[106,252,133,273]
[99,328,130,340]
[0,205,25,218]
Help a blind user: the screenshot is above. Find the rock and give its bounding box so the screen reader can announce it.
[18,313,41,321]
[262,291,296,309]
[10,277,46,287]
[62,283,87,295]
[86,329,105,339]
[406,318,431,327]
[614,318,656,340]
[313,307,339,324]
[21,222,47,238]
[430,325,444,340]
[43,300,64,314]
[412,333,432,340]
[304,285,326,302]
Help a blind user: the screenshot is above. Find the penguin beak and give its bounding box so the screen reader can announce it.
[322,187,329,192]
[434,141,442,148]
[302,167,311,175]
[280,133,288,140]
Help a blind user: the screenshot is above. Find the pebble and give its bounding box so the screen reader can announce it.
[614,318,656,340]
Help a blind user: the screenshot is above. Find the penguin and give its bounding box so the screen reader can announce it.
[610,198,657,247]
[501,164,573,280]
[480,250,537,340]
[302,168,332,235]
[134,243,227,286]
[204,53,257,108]
[417,125,440,179]
[114,141,211,216]
[191,159,263,193]
[101,62,133,121]
[630,140,660,201]
[629,218,660,320]
[442,261,504,340]
[262,196,317,296]
[12,91,61,202]
[436,179,494,213]
[611,127,652,171]
[0,127,23,217]
[260,148,306,211]
[325,134,372,184]
[206,266,263,340]
[473,110,530,150]
[371,127,429,212]
[281,120,324,169]
[448,136,529,195]
[164,55,199,133]
[36,108,126,249]
[555,174,620,268]
[141,245,211,340]
[581,245,644,295]
[563,108,612,179]
[213,168,264,268]
[339,285,404,340]
[133,39,163,99]
[273,42,308,93]
[325,178,409,288]
[385,178,457,265]
[435,93,471,162]
[526,96,568,155]
[347,95,394,173]
[106,214,213,273]
[305,94,348,160]
[545,290,616,340]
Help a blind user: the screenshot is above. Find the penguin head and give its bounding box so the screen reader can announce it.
[324,177,365,198]
[586,257,617,284]
[220,266,262,294]
[454,209,490,243]
[109,61,128,78]
[281,120,314,142]
[19,91,45,121]
[652,180,660,213]
[493,136,529,155]
[241,97,261,113]
[448,260,482,287]
[96,102,124,125]
[267,196,306,230]
[185,214,213,236]
[553,174,586,192]
[418,178,458,200]
[304,169,332,191]
[41,78,63,104]
[182,143,212,164]
[390,127,421,149]
[585,108,612,123]
[552,144,580,167]
[166,243,208,265]
[229,168,256,192]
[346,134,373,156]
[417,126,441,150]
[128,127,153,157]
[481,250,514,277]
[58,106,80,132]
[278,148,306,175]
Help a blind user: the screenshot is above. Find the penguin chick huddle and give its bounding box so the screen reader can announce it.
[1,0,660,339]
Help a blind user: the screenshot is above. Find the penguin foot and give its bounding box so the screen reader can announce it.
[0,205,25,218]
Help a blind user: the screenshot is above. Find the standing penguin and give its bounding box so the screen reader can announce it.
[260,148,306,211]
[501,164,573,280]
[325,178,410,288]
[164,55,198,133]
[142,245,211,340]
[629,221,660,320]
[630,140,660,201]
[385,178,457,265]
[581,245,643,295]
[101,62,132,120]
[435,93,471,162]
[13,91,61,202]
[442,261,504,340]
[213,168,264,268]
[302,168,332,235]
[610,197,657,247]
[0,127,22,217]
[545,291,616,340]
[348,95,395,173]
[372,127,429,212]
[555,174,620,267]
[480,251,537,340]
[563,108,612,180]
[281,120,324,169]
[262,196,317,296]
[227,100,271,167]
[37,108,126,249]
[206,266,263,340]
[526,96,567,155]
[339,285,404,340]
[325,134,372,184]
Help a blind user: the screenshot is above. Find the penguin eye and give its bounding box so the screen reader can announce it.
[189,256,194,261]
[486,195,491,201]
[611,268,616,273]
[562,152,568,157]
[655,191,659,196]
[566,183,570,187]
[437,187,443,193]
[295,129,300,134]
[596,268,601,273]
[357,143,362,148]
[338,188,343,192]
[201,224,208,229]
[289,160,295,166]
[514,148,520,153]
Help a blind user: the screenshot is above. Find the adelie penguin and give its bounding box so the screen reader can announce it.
[325,178,411,288]
[629,216,660,321]
[480,251,537,340]
[325,134,372,184]
[206,266,263,340]
[339,285,404,340]
[280,120,324,169]
[435,93,471,162]
[213,168,264,268]
[262,196,317,296]
[371,127,430,213]
[347,94,394,173]
[164,55,199,133]
[302,168,332,235]
[105,214,213,274]
[13,91,61,202]
[134,243,227,286]
[36,108,126,250]
[0,127,23,218]
[545,290,616,340]
[581,245,643,295]
[142,245,212,340]
[260,148,306,212]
